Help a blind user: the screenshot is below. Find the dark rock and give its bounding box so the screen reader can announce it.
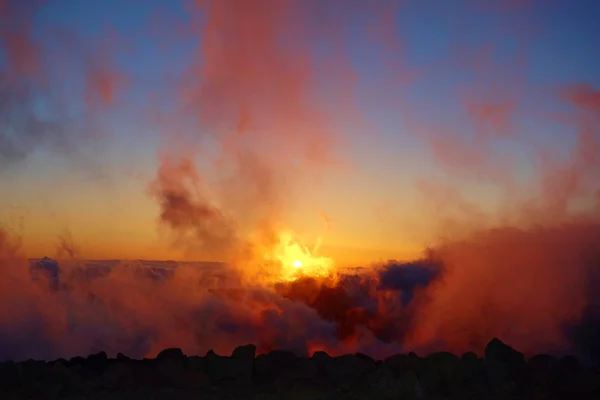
[355,352,375,363]
[101,362,135,388]
[461,351,482,377]
[311,350,331,364]
[362,363,395,387]
[39,359,86,398]
[484,337,527,390]
[230,344,256,379]
[559,354,581,376]
[18,358,47,380]
[156,347,185,362]
[68,356,86,368]
[86,351,109,374]
[0,361,18,391]
[155,348,187,384]
[48,357,69,366]
[255,350,296,381]
[461,351,487,393]
[176,369,211,390]
[232,344,256,360]
[385,352,423,376]
[204,350,250,382]
[3,340,600,398]
[558,368,600,397]
[362,368,422,400]
[187,355,205,371]
[325,354,376,381]
[419,351,464,396]
[116,352,130,361]
[255,350,317,384]
[527,354,559,389]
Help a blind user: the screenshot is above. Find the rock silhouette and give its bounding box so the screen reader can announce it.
[1,338,599,399]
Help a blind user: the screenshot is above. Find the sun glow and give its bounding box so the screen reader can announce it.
[260,230,335,282]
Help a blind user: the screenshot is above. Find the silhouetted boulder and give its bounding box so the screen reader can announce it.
[558,368,600,397]
[34,359,84,398]
[187,355,205,372]
[230,344,256,379]
[559,354,581,376]
[311,350,331,365]
[67,356,85,368]
[155,348,187,383]
[325,354,376,381]
[101,361,135,388]
[361,364,423,399]
[204,349,252,383]
[86,351,109,374]
[176,369,211,390]
[156,347,185,362]
[0,361,18,391]
[1,340,600,398]
[231,344,256,360]
[527,354,559,389]
[255,350,318,385]
[420,351,464,396]
[484,337,526,390]
[384,352,423,376]
[461,351,487,394]
[309,350,332,384]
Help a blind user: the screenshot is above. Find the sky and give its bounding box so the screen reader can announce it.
[0,0,599,265]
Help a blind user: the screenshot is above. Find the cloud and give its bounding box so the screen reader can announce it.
[0,0,125,169]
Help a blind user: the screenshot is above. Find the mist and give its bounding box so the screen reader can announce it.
[0,0,599,364]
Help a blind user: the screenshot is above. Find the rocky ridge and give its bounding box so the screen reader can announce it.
[1,338,599,399]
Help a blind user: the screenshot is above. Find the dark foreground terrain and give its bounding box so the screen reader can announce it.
[1,339,599,399]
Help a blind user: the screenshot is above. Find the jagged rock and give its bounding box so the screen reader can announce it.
[176,369,211,390]
[558,368,600,397]
[204,349,250,382]
[384,351,423,376]
[68,355,86,368]
[255,350,317,384]
[461,351,480,371]
[255,350,296,381]
[559,354,581,376]
[21,359,86,399]
[230,344,256,379]
[324,353,376,381]
[419,351,464,396]
[527,354,559,389]
[363,363,395,387]
[0,361,18,391]
[1,341,600,398]
[101,362,135,388]
[484,337,527,390]
[187,355,205,371]
[17,359,47,381]
[86,351,109,374]
[362,363,423,398]
[363,369,423,400]
[461,351,487,393]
